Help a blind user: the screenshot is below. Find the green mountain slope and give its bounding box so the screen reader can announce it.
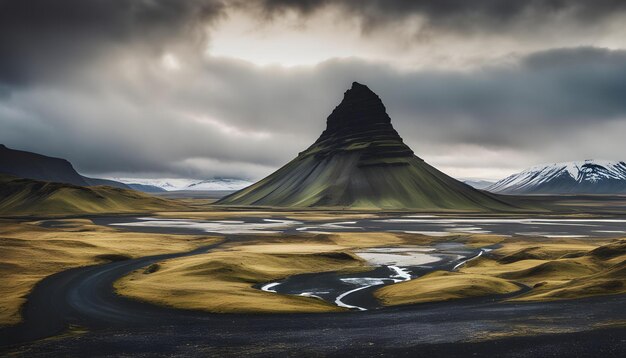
[0,174,181,216]
[218,82,517,211]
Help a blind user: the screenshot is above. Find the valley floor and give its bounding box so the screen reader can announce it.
[1,206,625,356]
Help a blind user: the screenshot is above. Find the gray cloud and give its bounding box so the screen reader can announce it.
[1,1,626,180]
[248,0,626,33]
[0,0,225,86]
[3,0,626,90]
[1,46,625,180]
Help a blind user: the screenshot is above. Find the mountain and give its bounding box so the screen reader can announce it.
[112,178,194,191]
[217,82,514,210]
[486,160,626,194]
[0,144,161,193]
[0,144,89,186]
[112,178,252,191]
[0,174,180,216]
[463,179,495,190]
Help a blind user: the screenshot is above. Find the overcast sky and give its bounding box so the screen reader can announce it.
[2,0,626,181]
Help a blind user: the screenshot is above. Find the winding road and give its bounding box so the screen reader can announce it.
[1,235,625,356]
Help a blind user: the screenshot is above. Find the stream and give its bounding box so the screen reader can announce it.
[257,243,488,310]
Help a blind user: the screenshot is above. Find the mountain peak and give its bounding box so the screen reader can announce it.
[347,81,378,98]
[305,82,414,162]
[325,82,391,133]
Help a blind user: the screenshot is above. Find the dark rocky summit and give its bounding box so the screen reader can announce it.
[306,82,414,165]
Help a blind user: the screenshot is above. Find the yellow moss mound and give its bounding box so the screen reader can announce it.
[375,271,520,306]
[499,258,600,282]
[516,259,626,301]
[115,248,367,313]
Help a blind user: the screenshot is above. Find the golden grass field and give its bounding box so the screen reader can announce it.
[1,211,625,327]
[0,218,219,326]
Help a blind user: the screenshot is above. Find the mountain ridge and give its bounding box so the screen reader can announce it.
[487,160,626,194]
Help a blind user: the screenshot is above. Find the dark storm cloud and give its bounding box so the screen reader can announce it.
[0,0,224,85]
[249,0,626,32]
[2,0,625,86]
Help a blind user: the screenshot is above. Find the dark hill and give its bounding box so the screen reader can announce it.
[0,144,135,190]
[0,144,89,186]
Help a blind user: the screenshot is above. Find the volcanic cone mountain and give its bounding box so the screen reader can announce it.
[218,82,513,210]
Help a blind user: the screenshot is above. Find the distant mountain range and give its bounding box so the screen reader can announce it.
[462,179,495,190]
[486,160,626,194]
[112,178,253,192]
[4,138,624,203]
[218,82,514,211]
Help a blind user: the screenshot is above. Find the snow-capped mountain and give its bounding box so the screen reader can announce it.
[486,160,626,194]
[112,178,253,191]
